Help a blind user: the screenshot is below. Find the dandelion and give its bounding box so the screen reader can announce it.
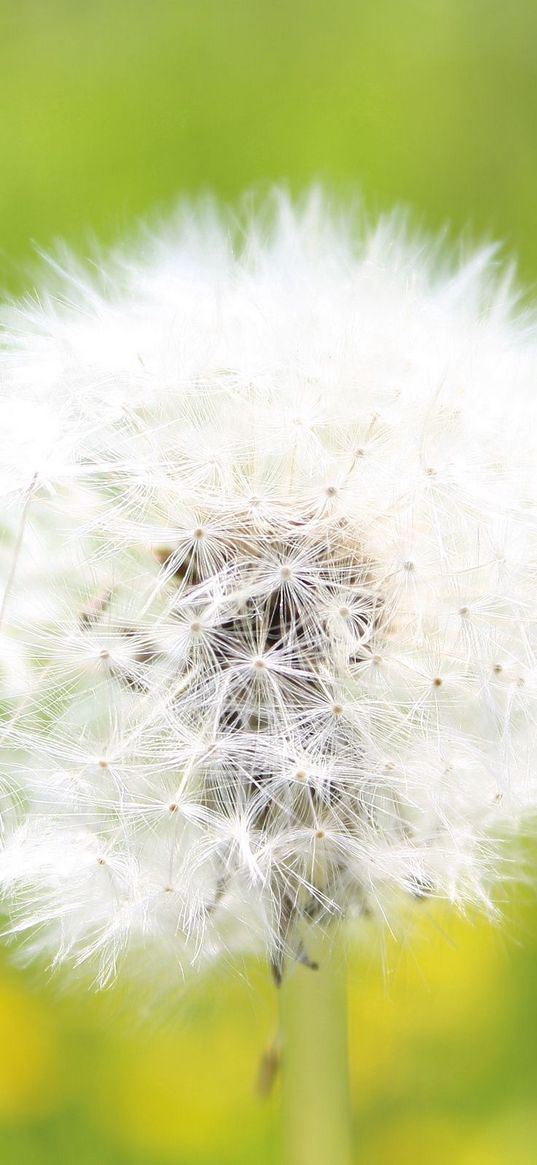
[1,190,537,1163]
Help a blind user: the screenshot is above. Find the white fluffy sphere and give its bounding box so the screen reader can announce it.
[1,191,536,985]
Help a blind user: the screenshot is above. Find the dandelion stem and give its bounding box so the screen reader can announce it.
[280,927,352,1165]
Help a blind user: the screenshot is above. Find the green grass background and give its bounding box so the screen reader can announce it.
[1,2,537,1162]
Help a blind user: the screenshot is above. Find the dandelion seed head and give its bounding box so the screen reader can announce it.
[1,190,537,987]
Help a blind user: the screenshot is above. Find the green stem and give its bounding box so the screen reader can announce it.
[280,927,353,1165]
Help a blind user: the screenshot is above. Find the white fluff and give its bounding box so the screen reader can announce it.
[1,190,536,986]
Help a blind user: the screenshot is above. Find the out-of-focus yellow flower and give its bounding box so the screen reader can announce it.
[365,1112,537,1165]
[94,966,277,1158]
[459,1109,537,1165]
[348,910,507,1103]
[0,973,64,1120]
[365,1115,466,1165]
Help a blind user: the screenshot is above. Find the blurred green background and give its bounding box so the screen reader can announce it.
[1,1,537,1162]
